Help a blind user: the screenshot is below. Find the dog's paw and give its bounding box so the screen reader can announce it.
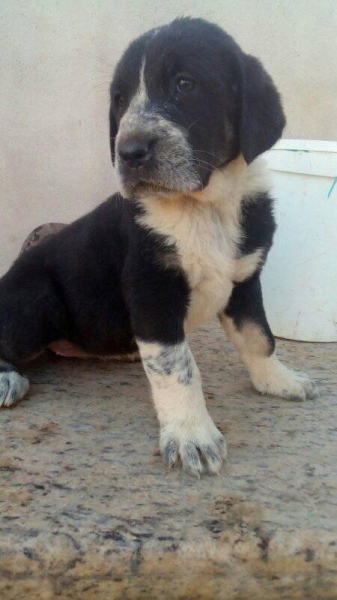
[251,357,317,402]
[0,370,29,407]
[160,416,227,477]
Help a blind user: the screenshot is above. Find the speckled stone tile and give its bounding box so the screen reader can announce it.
[1,322,337,599]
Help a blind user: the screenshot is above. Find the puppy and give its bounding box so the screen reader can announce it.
[0,18,316,476]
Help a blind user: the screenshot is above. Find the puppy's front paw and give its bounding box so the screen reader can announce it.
[160,417,227,477]
[0,370,29,408]
[251,357,317,402]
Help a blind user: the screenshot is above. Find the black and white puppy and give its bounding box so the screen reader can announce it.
[0,18,316,476]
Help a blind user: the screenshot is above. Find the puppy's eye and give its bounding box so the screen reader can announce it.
[114,93,125,109]
[176,77,194,93]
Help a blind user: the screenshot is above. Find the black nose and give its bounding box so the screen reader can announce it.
[118,137,155,168]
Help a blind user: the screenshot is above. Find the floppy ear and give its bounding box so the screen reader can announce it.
[109,103,118,164]
[240,54,286,164]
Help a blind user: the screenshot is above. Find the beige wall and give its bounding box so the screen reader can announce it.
[1,0,336,274]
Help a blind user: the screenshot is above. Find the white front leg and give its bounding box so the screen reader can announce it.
[137,339,227,476]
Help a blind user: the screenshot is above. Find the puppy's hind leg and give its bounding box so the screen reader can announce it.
[0,269,66,408]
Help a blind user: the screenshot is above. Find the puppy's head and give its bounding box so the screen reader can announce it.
[109,18,285,198]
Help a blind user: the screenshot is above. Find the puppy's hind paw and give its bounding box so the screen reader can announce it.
[0,369,29,407]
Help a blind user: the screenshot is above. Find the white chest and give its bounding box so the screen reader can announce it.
[137,157,269,331]
[178,212,237,331]
[139,198,241,331]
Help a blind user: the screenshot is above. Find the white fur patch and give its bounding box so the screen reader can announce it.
[137,339,226,476]
[138,156,270,331]
[233,248,264,282]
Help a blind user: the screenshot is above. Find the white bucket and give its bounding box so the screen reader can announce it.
[261,139,337,342]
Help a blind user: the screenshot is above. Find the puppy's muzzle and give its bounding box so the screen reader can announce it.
[116,112,201,195]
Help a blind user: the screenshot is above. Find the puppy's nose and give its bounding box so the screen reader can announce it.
[118,136,155,168]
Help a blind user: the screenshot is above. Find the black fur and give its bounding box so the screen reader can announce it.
[239,54,285,164]
[239,192,276,259]
[229,193,277,355]
[225,275,275,355]
[0,196,189,362]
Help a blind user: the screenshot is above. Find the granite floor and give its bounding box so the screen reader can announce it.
[1,321,336,599]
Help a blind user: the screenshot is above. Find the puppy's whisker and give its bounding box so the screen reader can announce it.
[186,118,202,132]
[189,158,228,182]
[195,149,223,161]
